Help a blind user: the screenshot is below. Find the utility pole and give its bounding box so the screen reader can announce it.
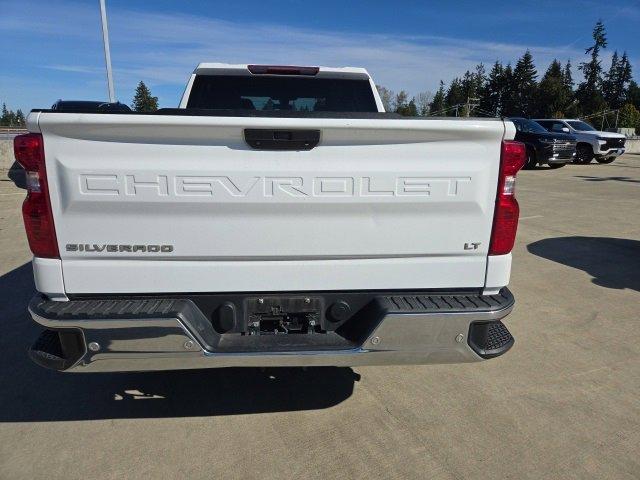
[465,97,480,117]
[99,0,115,102]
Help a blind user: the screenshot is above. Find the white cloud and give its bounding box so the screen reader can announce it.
[105,8,592,99]
[0,0,593,109]
[107,9,585,91]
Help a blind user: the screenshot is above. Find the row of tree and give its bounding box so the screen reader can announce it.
[5,21,639,128]
[379,21,640,130]
[0,104,26,127]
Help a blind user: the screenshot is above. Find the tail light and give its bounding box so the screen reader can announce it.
[489,140,526,255]
[14,133,59,258]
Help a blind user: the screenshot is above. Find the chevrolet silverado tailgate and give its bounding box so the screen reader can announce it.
[35,112,507,294]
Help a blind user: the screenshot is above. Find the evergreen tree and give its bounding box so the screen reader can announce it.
[500,64,517,116]
[577,20,608,115]
[0,103,9,126]
[397,99,417,117]
[480,61,504,116]
[445,78,466,115]
[0,103,18,126]
[15,109,26,127]
[474,63,486,92]
[473,63,487,115]
[459,70,476,100]
[512,50,538,116]
[394,91,418,116]
[620,53,633,101]
[458,65,486,116]
[603,51,632,109]
[562,60,580,117]
[535,60,574,118]
[563,60,574,91]
[428,81,446,116]
[131,81,159,112]
[459,71,474,115]
[602,50,620,105]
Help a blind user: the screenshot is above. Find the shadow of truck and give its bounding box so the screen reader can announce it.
[0,262,359,422]
[527,237,640,292]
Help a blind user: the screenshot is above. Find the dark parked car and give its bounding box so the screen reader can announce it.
[508,117,576,169]
[50,100,131,113]
[7,101,131,190]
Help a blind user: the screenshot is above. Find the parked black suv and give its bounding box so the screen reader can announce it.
[508,117,577,169]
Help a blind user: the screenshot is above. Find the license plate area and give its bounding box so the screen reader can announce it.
[246,296,323,335]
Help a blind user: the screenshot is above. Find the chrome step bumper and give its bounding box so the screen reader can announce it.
[27,290,515,372]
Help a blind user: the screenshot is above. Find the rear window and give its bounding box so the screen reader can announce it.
[513,119,547,134]
[186,75,378,112]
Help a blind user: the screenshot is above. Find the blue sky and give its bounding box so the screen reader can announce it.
[1,0,639,112]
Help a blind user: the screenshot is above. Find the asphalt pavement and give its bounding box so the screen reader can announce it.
[0,156,638,479]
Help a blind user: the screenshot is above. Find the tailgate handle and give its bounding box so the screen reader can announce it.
[244,129,320,151]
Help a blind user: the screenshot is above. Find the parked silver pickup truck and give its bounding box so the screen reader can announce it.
[16,63,524,373]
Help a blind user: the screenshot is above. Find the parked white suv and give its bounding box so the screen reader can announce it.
[534,119,626,164]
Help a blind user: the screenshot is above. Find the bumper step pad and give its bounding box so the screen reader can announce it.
[468,320,514,358]
[29,328,86,371]
[29,329,66,370]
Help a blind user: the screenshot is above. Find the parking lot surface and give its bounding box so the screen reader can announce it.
[1,157,638,480]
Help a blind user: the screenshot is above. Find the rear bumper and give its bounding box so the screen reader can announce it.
[28,289,515,372]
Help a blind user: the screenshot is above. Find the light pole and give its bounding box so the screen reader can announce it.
[99,0,115,102]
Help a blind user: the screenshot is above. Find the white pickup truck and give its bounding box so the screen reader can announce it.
[533,118,626,164]
[16,63,525,373]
